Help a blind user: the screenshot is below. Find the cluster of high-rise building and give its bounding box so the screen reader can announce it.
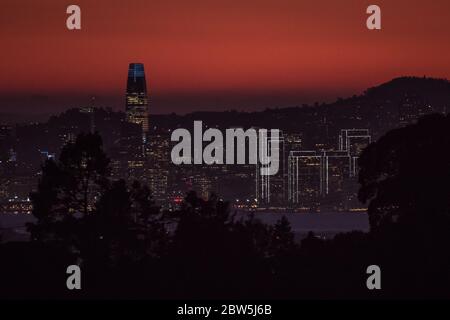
[0,68,440,214]
[254,129,370,211]
[120,63,372,212]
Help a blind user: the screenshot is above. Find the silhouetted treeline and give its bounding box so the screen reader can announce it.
[2,113,450,299]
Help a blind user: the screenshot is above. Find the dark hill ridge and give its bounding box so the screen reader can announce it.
[0,113,52,125]
[3,76,449,129]
[149,77,450,143]
[366,76,450,101]
[2,77,449,169]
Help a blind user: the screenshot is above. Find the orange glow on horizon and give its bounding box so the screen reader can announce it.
[1,0,450,113]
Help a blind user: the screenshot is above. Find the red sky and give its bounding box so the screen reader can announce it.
[1,0,450,114]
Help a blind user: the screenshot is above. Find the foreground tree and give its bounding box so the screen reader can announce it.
[357,114,450,297]
[165,192,299,298]
[82,179,164,269]
[358,113,450,232]
[28,132,165,266]
[29,132,110,242]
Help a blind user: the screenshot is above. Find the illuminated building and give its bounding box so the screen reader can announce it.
[288,151,322,210]
[339,129,371,177]
[285,132,303,153]
[321,150,351,211]
[145,133,171,205]
[256,133,285,207]
[125,63,149,138]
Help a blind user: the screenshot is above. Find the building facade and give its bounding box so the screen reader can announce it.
[125,63,149,137]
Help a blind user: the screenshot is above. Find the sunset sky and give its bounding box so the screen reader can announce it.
[1,0,450,114]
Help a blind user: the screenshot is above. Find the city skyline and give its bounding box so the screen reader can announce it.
[2,0,450,303]
[2,71,447,215]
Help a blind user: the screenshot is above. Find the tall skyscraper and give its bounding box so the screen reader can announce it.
[287,151,323,210]
[321,150,351,211]
[256,132,285,207]
[125,63,149,136]
[339,129,371,177]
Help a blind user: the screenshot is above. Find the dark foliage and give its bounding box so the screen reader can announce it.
[2,120,450,299]
[359,113,450,231]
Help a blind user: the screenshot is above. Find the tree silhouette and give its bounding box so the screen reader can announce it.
[129,180,167,259]
[358,113,450,232]
[357,114,450,298]
[166,192,275,298]
[268,215,296,257]
[7,117,450,299]
[83,179,133,267]
[27,133,167,267]
[29,132,110,243]
[79,179,165,269]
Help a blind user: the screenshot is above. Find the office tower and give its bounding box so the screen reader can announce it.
[256,132,285,207]
[322,151,351,195]
[339,129,371,154]
[125,63,149,137]
[191,173,215,201]
[287,151,322,210]
[145,133,170,205]
[321,150,351,211]
[285,132,303,153]
[339,129,371,177]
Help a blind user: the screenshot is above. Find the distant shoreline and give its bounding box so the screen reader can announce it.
[1,212,369,243]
